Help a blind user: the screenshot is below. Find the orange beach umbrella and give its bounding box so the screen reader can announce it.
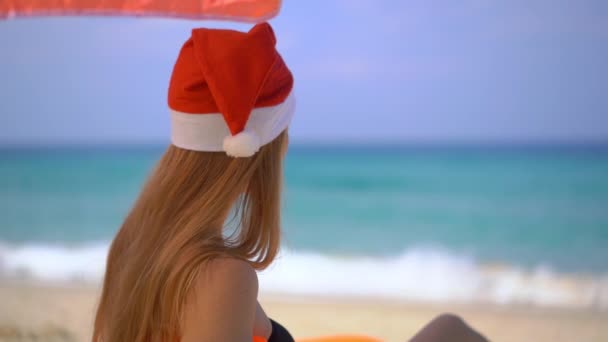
[0,0,281,21]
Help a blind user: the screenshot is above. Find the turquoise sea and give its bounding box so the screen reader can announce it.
[1,144,607,308]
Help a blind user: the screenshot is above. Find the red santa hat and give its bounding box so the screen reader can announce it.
[168,22,294,157]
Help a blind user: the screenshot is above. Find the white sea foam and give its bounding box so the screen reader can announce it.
[259,248,608,309]
[1,242,607,309]
[0,242,108,283]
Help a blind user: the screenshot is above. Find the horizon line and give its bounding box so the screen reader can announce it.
[1,139,608,151]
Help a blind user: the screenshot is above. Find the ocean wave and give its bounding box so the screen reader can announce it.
[259,248,608,309]
[0,242,107,282]
[1,242,607,309]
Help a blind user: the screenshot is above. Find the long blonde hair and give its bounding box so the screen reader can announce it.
[93,131,287,342]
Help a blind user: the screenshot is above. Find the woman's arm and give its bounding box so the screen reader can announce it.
[181,258,259,342]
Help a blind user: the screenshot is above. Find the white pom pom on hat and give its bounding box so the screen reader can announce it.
[223,130,261,158]
[167,22,294,157]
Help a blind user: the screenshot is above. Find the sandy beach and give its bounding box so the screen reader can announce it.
[0,283,607,342]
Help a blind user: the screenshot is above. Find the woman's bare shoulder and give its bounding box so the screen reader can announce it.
[181,257,258,341]
[197,257,258,293]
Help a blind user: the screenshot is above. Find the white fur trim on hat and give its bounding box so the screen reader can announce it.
[170,92,295,155]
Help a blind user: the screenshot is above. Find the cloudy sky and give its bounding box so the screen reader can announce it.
[0,0,607,144]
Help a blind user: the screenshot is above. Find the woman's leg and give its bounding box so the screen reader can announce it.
[410,313,488,342]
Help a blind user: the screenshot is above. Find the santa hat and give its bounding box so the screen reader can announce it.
[167,22,294,157]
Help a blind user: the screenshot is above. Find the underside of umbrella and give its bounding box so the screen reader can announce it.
[0,0,281,21]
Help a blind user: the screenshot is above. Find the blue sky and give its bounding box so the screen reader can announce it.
[0,0,607,144]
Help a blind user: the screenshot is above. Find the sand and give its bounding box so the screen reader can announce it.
[0,284,607,342]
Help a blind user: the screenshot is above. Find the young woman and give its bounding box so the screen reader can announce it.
[92,22,294,342]
[92,23,487,342]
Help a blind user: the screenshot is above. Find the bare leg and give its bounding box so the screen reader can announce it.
[410,313,489,342]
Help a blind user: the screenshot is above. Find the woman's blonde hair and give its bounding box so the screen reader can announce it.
[93,131,288,342]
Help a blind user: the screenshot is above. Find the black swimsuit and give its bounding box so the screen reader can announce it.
[268,319,295,342]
